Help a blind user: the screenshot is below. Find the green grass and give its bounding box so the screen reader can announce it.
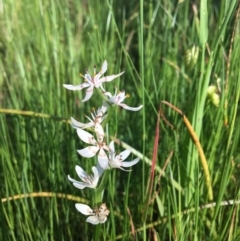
[1,0,240,240]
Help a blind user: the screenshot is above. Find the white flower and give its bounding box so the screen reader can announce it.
[68,164,104,189]
[63,60,124,102]
[71,104,108,129]
[108,141,140,171]
[75,203,110,225]
[77,122,110,169]
[105,89,143,111]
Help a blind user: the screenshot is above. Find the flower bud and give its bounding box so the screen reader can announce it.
[210,93,220,107]
[207,85,220,107]
[207,85,217,96]
[185,45,199,70]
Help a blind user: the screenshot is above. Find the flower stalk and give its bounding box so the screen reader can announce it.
[63,60,142,224]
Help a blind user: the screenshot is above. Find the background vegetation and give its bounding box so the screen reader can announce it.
[1,0,240,240]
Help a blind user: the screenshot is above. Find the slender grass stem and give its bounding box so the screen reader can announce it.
[1,192,88,203]
[161,101,213,201]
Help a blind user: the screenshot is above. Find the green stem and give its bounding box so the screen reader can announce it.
[92,169,110,206]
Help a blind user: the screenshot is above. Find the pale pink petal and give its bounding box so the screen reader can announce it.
[71,117,94,129]
[98,215,108,223]
[96,114,107,124]
[94,82,105,89]
[83,73,93,83]
[101,102,110,113]
[100,60,108,75]
[72,182,92,189]
[104,91,112,98]
[77,128,97,145]
[119,104,143,111]
[117,166,132,171]
[92,73,102,85]
[97,103,108,115]
[77,146,99,158]
[99,204,110,215]
[109,141,115,153]
[90,166,101,187]
[121,158,140,167]
[115,149,131,161]
[102,143,110,152]
[68,164,100,189]
[68,175,80,183]
[82,86,94,102]
[110,91,126,104]
[86,216,100,225]
[75,204,93,215]
[92,166,100,179]
[98,149,109,169]
[75,165,88,181]
[96,163,105,176]
[109,160,121,168]
[63,82,90,90]
[95,123,104,143]
[67,175,91,189]
[98,71,124,84]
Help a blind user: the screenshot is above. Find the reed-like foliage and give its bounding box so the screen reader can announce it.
[1,0,240,240]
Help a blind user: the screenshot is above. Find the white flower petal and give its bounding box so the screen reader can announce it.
[115,149,131,161]
[108,160,121,168]
[63,82,90,90]
[93,80,103,89]
[68,164,100,189]
[98,214,108,223]
[68,174,80,183]
[104,91,112,98]
[102,143,110,152]
[102,101,110,111]
[98,71,124,83]
[77,128,97,145]
[120,104,143,111]
[90,166,100,187]
[98,103,108,115]
[99,204,110,215]
[108,91,126,104]
[105,89,143,111]
[117,166,132,172]
[100,60,108,75]
[84,73,92,82]
[91,61,108,86]
[77,146,99,158]
[68,175,89,189]
[68,177,90,189]
[82,86,94,102]
[86,216,100,225]
[121,158,140,167]
[109,141,115,153]
[72,182,92,189]
[98,149,109,169]
[75,165,88,180]
[96,162,105,176]
[95,123,104,143]
[91,166,100,179]
[71,117,94,129]
[75,204,93,215]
